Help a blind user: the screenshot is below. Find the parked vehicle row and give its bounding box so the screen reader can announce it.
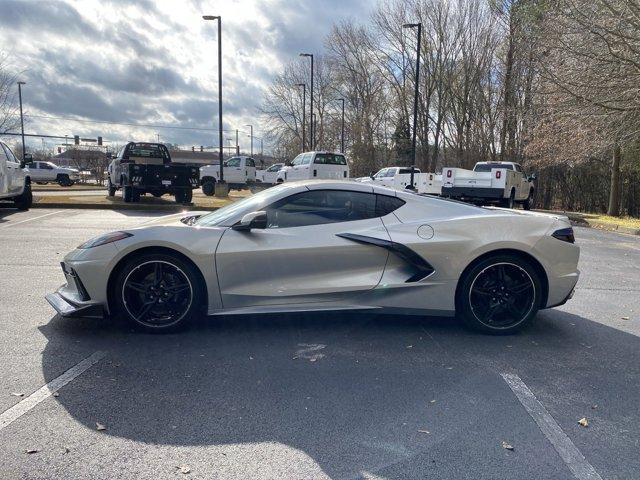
[28,161,80,186]
[0,141,32,210]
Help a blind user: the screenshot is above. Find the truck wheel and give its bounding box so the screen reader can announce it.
[123,185,133,203]
[107,179,116,197]
[183,189,193,203]
[523,189,534,210]
[132,188,140,202]
[14,184,33,211]
[202,180,215,196]
[455,254,542,335]
[57,174,71,187]
[502,190,515,209]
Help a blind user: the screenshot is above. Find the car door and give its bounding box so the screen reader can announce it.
[245,158,256,181]
[215,188,392,308]
[224,157,242,183]
[1,143,23,194]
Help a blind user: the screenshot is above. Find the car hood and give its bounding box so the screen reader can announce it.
[138,211,212,227]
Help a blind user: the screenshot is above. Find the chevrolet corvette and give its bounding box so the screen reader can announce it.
[46,180,579,334]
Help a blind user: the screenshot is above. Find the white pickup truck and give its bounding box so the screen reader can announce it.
[441,161,535,209]
[200,156,257,195]
[0,141,32,210]
[256,163,285,184]
[276,151,349,183]
[357,166,442,195]
[28,161,80,186]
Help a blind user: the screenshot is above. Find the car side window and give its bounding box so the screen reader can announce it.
[246,158,255,167]
[3,144,18,163]
[226,158,241,167]
[290,154,303,166]
[267,164,280,172]
[0,144,8,162]
[265,190,378,229]
[385,169,396,178]
[375,195,405,216]
[374,168,387,178]
[301,153,312,165]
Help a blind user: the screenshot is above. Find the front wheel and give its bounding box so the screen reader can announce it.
[456,254,542,335]
[202,180,215,196]
[112,253,202,332]
[107,179,116,197]
[523,189,534,210]
[57,174,72,187]
[14,184,33,211]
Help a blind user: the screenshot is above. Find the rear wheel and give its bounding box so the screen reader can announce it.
[456,254,542,335]
[112,253,202,332]
[123,185,133,203]
[57,174,72,187]
[523,189,534,210]
[107,179,116,197]
[501,190,515,209]
[14,184,32,211]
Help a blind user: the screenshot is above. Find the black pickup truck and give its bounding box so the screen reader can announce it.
[107,142,199,203]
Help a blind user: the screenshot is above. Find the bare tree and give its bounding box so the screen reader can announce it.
[0,53,20,135]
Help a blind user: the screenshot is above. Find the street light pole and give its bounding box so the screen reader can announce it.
[338,98,345,154]
[296,83,306,152]
[235,129,239,155]
[203,15,225,188]
[299,53,313,150]
[17,81,26,160]
[403,22,422,191]
[245,124,253,156]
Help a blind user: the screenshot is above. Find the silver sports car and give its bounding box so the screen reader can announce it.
[46,180,579,334]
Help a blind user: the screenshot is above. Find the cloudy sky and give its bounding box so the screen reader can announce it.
[0,0,371,154]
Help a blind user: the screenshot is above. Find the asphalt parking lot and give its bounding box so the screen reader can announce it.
[0,208,639,480]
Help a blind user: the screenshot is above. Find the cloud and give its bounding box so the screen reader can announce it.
[0,0,372,152]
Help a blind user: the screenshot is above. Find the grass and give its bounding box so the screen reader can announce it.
[581,214,640,229]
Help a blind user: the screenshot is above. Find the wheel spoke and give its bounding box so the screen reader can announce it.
[166,283,190,295]
[134,300,156,321]
[481,303,501,322]
[126,281,148,294]
[508,281,532,295]
[154,262,163,284]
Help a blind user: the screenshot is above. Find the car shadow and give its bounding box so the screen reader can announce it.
[39,309,640,479]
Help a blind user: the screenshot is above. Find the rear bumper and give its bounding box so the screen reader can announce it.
[46,290,105,319]
[442,186,504,200]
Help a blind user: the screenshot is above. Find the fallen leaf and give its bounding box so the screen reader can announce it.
[429,400,436,404]
[11,392,24,397]
[578,418,589,427]
[96,422,107,431]
[406,345,413,349]
[25,449,39,454]
[309,357,317,362]
[502,441,514,451]
[621,316,630,320]
[417,429,430,434]
[176,465,191,474]
[591,405,598,410]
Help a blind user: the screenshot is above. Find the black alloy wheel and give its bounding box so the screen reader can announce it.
[457,255,542,334]
[113,254,202,332]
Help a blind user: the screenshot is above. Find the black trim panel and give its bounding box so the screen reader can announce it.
[336,233,435,283]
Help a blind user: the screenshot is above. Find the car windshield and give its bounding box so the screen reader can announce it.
[474,163,513,172]
[194,184,291,227]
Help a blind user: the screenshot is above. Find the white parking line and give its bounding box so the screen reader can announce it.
[0,210,65,229]
[501,373,602,480]
[0,351,106,431]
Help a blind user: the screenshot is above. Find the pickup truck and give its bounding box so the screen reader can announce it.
[107,142,199,203]
[28,161,80,186]
[0,141,32,210]
[200,156,257,195]
[356,167,442,195]
[441,161,535,209]
[275,151,349,183]
[256,163,285,184]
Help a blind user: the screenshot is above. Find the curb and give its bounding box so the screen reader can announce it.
[31,201,220,212]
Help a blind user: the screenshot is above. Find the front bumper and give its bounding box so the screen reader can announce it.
[46,290,104,318]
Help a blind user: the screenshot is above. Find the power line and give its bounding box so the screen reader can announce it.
[21,114,249,135]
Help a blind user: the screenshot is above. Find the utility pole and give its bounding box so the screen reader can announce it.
[235,129,239,155]
[296,83,306,152]
[403,22,422,191]
[299,53,314,149]
[17,81,26,160]
[338,98,345,154]
[245,124,253,156]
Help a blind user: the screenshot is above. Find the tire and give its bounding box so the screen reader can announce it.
[183,188,193,203]
[123,185,133,203]
[523,189,534,210]
[111,253,202,333]
[132,188,140,202]
[14,184,33,211]
[501,190,515,209]
[455,253,542,335]
[107,179,116,197]
[202,180,215,196]
[57,174,71,187]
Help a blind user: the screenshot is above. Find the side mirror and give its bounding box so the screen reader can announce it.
[232,211,267,231]
[180,214,202,226]
[285,160,292,167]
[21,153,33,168]
[528,173,537,181]
[369,172,375,179]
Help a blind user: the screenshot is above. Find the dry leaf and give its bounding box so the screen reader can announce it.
[406,345,413,349]
[578,418,589,427]
[417,429,430,434]
[176,465,191,474]
[430,400,436,404]
[25,449,39,454]
[96,422,107,431]
[502,441,514,451]
[621,316,630,320]
[11,392,24,397]
[591,405,598,410]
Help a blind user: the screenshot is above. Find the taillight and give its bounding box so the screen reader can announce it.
[446,170,452,178]
[496,171,501,179]
[552,227,575,243]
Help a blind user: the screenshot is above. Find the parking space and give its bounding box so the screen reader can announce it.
[1,207,639,479]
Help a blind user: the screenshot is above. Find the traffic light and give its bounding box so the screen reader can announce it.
[74,135,79,145]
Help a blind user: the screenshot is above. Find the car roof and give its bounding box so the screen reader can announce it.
[283,179,402,196]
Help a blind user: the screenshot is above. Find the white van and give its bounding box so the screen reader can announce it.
[276,151,349,183]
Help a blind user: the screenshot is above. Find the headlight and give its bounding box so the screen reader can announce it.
[78,231,133,249]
